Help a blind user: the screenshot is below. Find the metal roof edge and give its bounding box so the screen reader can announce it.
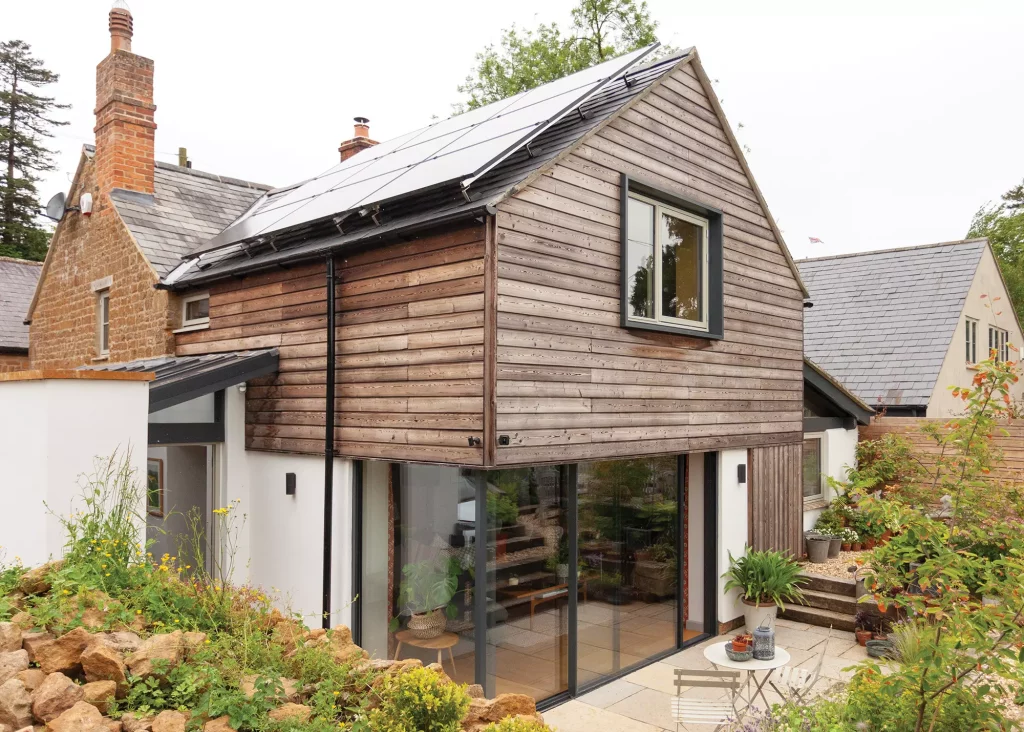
[803,358,875,425]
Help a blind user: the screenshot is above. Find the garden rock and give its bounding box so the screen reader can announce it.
[96,632,141,656]
[240,675,299,703]
[82,681,116,714]
[203,716,236,732]
[0,652,28,686]
[0,625,21,654]
[268,703,310,723]
[151,710,187,732]
[0,679,32,729]
[81,644,127,694]
[462,693,542,732]
[328,625,367,662]
[120,713,154,732]
[13,670,45,692]
[466,684,484,698]
[182,633,206,657]
[32,672,84,723]
[426,662,452,684]
[34,628,91,674]
[17,562,62,597]
[125,631,183,680]
[6,616,31,632]
[21,633,54,664]
[270,621,303,656]
[45,701,106,732]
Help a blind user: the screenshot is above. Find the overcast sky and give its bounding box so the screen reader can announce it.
[7,1,1024,260]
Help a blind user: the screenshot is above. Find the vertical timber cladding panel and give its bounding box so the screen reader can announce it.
[492,61,804,466]
[175,224,488,464]
[749,444,802,557]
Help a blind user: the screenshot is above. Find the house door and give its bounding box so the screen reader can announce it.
[145,444,215,573]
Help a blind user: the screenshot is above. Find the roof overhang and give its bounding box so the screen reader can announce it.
[82,349,279,413]
[803,358,874,426]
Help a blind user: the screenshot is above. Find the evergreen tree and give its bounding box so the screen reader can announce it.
[0,40,69,261]
[968,180,1024,324]
[457,0,667,111]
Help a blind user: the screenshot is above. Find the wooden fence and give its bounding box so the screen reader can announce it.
[748,443,803,558]
[860,418,1024,482]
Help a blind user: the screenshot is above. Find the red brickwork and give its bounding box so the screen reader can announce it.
[0,353,30,373]
[94,50,156,196]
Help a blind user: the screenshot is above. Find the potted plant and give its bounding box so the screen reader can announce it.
[395,557,461,639]
[839,527,858,552]
[722,548,806,631]
[854,610,876,646]
[805,531,830,563]
[488,489,520,560]
[814,510,843,558]
[545,535,570,581]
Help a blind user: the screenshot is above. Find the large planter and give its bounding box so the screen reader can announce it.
[742,598,778,632]
[806,535,830,563]
[827,537,842,558]
[407,609,446,639]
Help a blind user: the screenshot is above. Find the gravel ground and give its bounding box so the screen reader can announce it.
[799,550,870,580]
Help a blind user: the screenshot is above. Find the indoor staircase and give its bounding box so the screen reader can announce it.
[779,572,857,632]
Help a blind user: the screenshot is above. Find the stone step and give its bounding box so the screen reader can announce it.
[799,571,857,597]
[800,588,859,615]
[779,603,857,632]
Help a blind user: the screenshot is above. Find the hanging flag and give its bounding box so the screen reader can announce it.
[808,236,824,244]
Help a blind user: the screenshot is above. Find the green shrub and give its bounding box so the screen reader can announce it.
[366,666,470,732]
[722,548,805,608]
[484,717,551,732]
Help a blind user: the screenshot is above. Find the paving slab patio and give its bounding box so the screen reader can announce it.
[543,628,869,732]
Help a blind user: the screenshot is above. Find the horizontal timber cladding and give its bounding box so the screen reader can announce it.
[492,61,804,466]
[175,223,488,464]
[748,443,804,558]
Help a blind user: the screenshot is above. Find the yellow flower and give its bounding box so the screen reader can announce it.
[204,639,210,644]
[105,573,110,577]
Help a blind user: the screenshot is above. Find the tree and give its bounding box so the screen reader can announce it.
[0,40,69,261]
[967,180,1024,324]
[457,0,666,111]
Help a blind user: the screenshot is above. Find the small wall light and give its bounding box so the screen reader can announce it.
[80,192,93,216]
[285,473,296,496]
[737,464,747,487]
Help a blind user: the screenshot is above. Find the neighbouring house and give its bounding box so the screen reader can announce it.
[0,257,42,372]
[799,238,1024,418]
[2,4,812,708]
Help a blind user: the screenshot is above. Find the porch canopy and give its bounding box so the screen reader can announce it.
[83,349,279,412]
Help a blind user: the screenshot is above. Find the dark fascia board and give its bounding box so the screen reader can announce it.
[619,173,725,340]
[802,362,874,426]
[0,346,29,355]
[804,416,855,433]
[149,350,279,413]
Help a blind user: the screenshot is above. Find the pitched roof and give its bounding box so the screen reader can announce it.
[798,239,987,408]
[103,153,271,277]
[165,52,697,288]
[0,257,43,352]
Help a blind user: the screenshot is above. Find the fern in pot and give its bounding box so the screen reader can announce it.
[723,548,805,631]
[395,557,461,639]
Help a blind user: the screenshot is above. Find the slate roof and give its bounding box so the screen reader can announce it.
[0,257,42,352]
[798,239,987,409]
[102,152,271,277]
[165,52,694,288]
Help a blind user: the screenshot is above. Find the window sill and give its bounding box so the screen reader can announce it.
[623,318,723,341]
[92,355,110,363]
[803,498,828,512]
[173,322,210,334]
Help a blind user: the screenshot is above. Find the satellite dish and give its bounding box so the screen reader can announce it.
[44,192,66,222]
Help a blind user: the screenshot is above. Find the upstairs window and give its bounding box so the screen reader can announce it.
[621,176,723,338]
[181,293,210,329]
[965,317,977,364]
[989,325,1009,362]
[97,290,110,356]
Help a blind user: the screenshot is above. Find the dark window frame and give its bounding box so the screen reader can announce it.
[619,173,724,340]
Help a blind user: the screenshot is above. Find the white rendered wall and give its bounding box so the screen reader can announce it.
[686,453,705,631]
[802,427,859,532]
[717,448,748,626]
[0,377,149,567]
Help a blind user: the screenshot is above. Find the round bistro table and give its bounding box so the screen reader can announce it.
[703,641,791,710]
[393,630,459,675]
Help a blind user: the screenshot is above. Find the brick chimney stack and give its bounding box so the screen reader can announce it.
[94,1,156,199]
[339,117,378,162]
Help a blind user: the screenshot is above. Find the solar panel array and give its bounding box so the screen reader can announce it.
[195,45,657,255]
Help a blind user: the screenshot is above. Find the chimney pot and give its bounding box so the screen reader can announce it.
[353,117,370,138]
[109,4,134,53]
[339,117,378,162]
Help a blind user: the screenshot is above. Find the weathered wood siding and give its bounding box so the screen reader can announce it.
[176,224,487,464]
[748,444,803,557]
[492,61,804,465]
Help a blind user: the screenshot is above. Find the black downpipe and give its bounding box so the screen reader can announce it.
[322,254,336,629]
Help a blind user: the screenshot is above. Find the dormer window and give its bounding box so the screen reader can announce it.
[181,293,210,329]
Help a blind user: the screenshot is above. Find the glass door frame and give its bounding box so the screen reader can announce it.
[351,452,719,707]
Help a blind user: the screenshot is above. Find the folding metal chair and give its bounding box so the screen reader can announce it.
[672,668,743,731]
[769,626,831,703]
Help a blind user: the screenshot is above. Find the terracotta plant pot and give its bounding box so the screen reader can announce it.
[731,640,748,652]
[842,543,851,552]
[855,629,872,646]
[852,542,863,552]
[864,537,877,550]
[881,530,893,542]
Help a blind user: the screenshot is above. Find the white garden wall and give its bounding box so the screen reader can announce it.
[0,372,150,567]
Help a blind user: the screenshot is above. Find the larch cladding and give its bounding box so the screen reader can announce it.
[30,159,176,368]
[0,353,30,373]
[175,224,487,464]
[492,63,804,465]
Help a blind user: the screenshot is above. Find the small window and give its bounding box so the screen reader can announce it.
[621,176,723,339]
[989,326,1009,362]
[802,436,824,501]
[97,290,110,356]
[181,293,210,328]
[965,317,977,364]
